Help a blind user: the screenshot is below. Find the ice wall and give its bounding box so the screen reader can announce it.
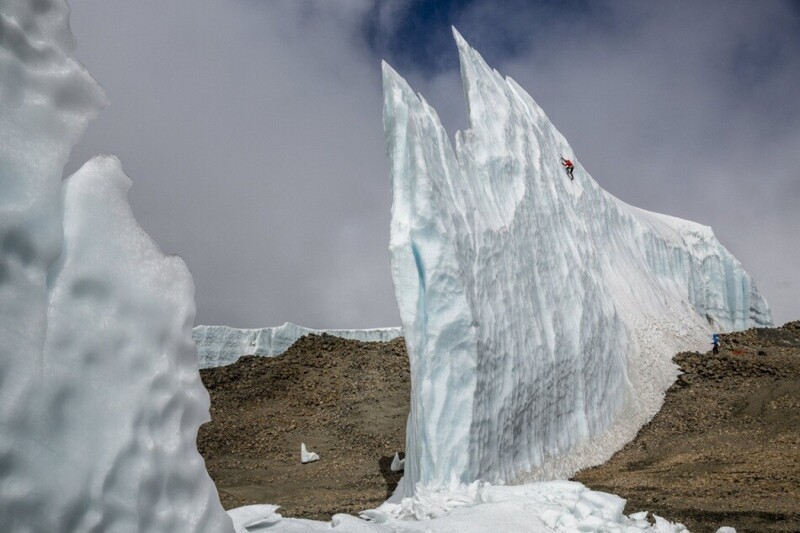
[0,0,105,526]
[382,29,772,493]
[193,323,402,368]
[0,1,232,531]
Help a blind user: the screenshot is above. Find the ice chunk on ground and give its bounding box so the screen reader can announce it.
[0,0,100,526]
[301,442,320,463]
[42,156,232,531]
[193,323,402,368]
[228,504,282,533]
[382,28,772,492]
[228,481,688,532]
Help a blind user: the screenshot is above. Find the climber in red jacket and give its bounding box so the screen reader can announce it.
[560,156,575,180]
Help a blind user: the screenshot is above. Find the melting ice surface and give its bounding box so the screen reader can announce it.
[383,28,771,493]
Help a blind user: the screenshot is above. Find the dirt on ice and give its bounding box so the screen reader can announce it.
[198,322,800,531]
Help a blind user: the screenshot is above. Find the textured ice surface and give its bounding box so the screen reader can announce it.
[0,2,232,531]
[0,0,105,526]
[382,29,772,492]
[193,323,401,368]
[227,481,689,532]
[43,157,232,531]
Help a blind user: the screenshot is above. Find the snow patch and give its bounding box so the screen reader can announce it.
[228,481,689,532]
[391,452,406,472]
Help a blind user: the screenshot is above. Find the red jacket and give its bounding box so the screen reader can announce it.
[562,159,574,168]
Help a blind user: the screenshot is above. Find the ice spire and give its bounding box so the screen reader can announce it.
[383,28,771,494]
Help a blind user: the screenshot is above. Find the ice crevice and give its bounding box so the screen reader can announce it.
[383,27,772,494]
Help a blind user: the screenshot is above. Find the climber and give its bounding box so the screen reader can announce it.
[560,156,575,180]
[712,333,720,354]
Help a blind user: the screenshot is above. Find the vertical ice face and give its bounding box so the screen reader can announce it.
[0,2,233,531]
[383,58,480,488]
[383,29,772,493]
[0,0,106,526]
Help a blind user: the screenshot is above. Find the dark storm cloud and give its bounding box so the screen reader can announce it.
[67,0,798,327]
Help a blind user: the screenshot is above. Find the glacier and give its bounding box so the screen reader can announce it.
[194,323,401,368]
[0,1,232,531]
[0,1,768,530]
[383,28,772,493]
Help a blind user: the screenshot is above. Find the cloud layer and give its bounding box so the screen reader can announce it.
[67,0,799,326]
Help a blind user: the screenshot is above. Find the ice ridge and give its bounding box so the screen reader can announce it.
[382,28,772,493]
[194,323,402,368]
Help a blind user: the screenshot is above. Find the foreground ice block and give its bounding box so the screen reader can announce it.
[193,323,402,368]
[382,29,772,493]
[0,2,232,531]
[42,156,232,531]
[0,0,105,526]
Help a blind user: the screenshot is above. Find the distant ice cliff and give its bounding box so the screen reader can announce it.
[193,323,401,368]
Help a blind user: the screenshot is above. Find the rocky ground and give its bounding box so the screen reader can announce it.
[575,322,800,533]
[198,322,800,531]
[197,334,409,520]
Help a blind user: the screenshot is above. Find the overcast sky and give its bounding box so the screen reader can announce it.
[66,0,799,328]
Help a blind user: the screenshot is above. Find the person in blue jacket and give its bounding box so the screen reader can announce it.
[712,333,720,354]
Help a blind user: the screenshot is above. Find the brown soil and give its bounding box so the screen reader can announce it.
[197,334,409,520]
[575,322,800,533]
[197,322,800,531]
